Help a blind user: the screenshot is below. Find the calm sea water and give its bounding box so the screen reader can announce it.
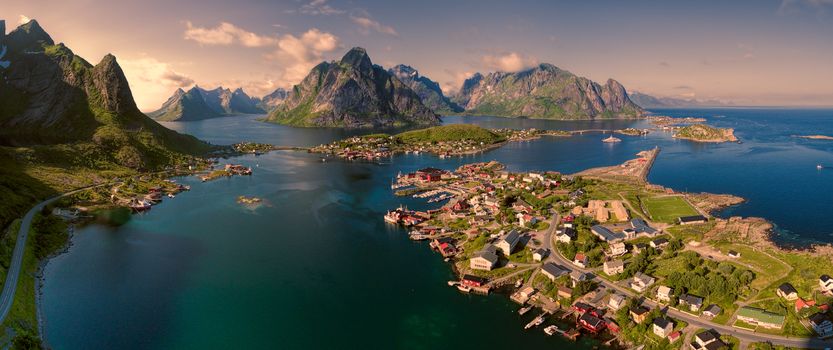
[41,109,833,349]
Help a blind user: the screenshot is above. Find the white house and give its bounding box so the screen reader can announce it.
[470,246,498,271]
[496,230,521,254]
[609,242,627,256]
[820,275,833,293]
[631,272,655,293]
[652,318,673,338]
[656,286,673,303]
[603,260,624,276]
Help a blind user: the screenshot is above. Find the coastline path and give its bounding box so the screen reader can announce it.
[0,182,113,324]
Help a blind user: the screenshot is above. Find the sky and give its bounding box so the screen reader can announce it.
[2,0,833,110]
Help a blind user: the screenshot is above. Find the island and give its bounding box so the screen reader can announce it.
[794,135,833,141]
[382,150,833,348]
[672,124,738,143]
[309,124,573,160]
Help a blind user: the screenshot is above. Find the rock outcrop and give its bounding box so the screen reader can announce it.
[259,87,288,112]
[452,64,643,119]
[266,47,440,128]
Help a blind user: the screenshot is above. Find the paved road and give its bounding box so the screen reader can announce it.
[545,224,833,349]
[0,183,110,324]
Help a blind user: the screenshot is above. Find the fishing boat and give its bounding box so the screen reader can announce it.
[518,305,533,315]
[524,313,546,329]
[544,325,559,336]
[457,284,472,293]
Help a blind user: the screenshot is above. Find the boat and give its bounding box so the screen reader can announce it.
[514,279,523,288]
[524,313,547,329]
[602,135,622,143]
[518,305,533,315]
[818,164,824,170]
[457,284,472,293]
[384,211,400,223]
[129,200,152,212]
[447,281,459,286]
[544,325,559,336]
[167,193,175,198]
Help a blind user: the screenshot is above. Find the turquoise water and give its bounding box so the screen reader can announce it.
[41,109,833,349]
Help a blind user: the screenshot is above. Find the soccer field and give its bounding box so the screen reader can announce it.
[642,196,700,222]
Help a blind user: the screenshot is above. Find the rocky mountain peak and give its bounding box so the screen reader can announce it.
[6,19,54,52]
[91,53,138,116]
[340,47,372,71]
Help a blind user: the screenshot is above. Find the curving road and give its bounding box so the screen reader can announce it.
[545,219,833,349]
[0,183,110,324]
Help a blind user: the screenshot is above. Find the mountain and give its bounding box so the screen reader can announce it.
[388,64,462,115]
[452,64,643,120]
[266,47,440,128]
[629,92,731,109]
[259,87,288,112]
[0,19,209,166]
[150,86,265,121]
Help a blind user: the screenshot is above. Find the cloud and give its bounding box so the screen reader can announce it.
[298,0,346,15]
[659,61,670,67]
[350,10,398,36]
[184,21,278,47]
[672,85,693,90]
[268,28,341,86]
[480,52,538,72]
[18,15,31,25]
[209,77,280,98]
[778,0,833,15]
[440,69,476,94]
[119,55,195,111]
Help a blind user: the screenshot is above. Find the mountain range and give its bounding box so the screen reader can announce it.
[266,47,440,128]
[451,64,643,119]
[149,86,265,121]
[628,92,732,108]
[259,87,288,112]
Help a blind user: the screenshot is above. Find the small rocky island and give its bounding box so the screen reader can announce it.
[672,124,737,143]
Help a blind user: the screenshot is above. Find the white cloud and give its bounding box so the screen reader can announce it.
[268,28,341,86]
[209,77,279,98]
[350,11,398,36]
[119,55,195,111]
[18,15,31,25]
[184,21,278,47]
[480,52,538,72]
[778,0,833,15]
[298,0,346,15]
[440,70,475,95]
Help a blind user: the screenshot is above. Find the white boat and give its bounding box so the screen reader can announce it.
[602,135,622,143]
[524,313,546,329]
[518,305,533,315]
[514,279,523,288]
[544,325,559,336]
[818,164,824,170]
[457,284,472,293]
[167,193,175,198]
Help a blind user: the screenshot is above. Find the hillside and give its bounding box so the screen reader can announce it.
[388,64,462,115]
[395,124,504,144]
[0,19,211,228]
[259,88,288,112]
[630,92,731,108]
[452,64,643,120]
[266,47,440,128]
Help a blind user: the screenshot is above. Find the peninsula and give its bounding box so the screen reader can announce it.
[383,150,833,349]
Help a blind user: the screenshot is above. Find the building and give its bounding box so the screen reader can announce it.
[519,286,536,299]
[809,313,833,338]
[541,262,569,281]
[668,331,682,343]
[678,215,707,225]
[603,260,625,276]
[630,306,650,324]
[632,243,649,255]
[679,294,704,312]
[556,227,576,243]
[579,312,606,333]
[608,294,627,311]
[570,271,591,287]
[532,248,548,262]
[557,286,573,299]
[631,272,655,292]
[416,167,445,182]
[820,275,833,293]
[650,238,669,249]
[512,199,533,213]
[630,218,658,236]
[591,225,625,242]
[610,200,629,221]
[690,329,728,350]
[496,229,521,254]
[609,242,627,256]
[776,283,799,300]
[652,317,674,338]
[573,253,589,268]
[656,286,673,303]
[703,305,722,318]
[470,246,499,271]
[461,275,487,287]
[736,307,785,329]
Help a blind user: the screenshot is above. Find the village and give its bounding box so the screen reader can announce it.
[383,150,833,349]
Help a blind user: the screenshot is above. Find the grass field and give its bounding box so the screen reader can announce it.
[642,196,700,222]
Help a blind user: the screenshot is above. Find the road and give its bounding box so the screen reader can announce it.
[544,221,833,349]
[0,183,111,324]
